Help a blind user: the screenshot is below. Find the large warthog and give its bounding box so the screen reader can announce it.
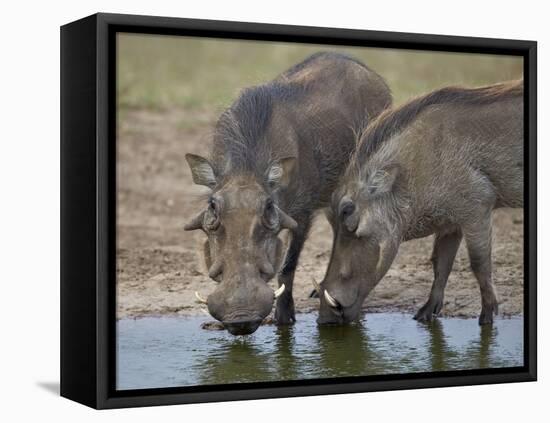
[316,80,523,326]
[184,52,391,335]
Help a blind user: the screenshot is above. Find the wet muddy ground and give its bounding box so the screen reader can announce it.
[116,109,524,321]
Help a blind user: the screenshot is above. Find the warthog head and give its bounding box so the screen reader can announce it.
[184,153,297,335]
[316,164,404,325]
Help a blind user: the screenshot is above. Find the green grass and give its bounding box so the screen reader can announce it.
[117,33,523,112]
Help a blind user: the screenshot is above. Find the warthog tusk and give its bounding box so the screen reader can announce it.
[195,291,208,304]
[324,290,339,308]
[311,277,321,295]
[274,284,286,298]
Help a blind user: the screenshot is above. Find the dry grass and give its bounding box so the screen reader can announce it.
[117,33,523,112]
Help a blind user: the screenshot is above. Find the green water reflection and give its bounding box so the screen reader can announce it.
[117,313,523,390]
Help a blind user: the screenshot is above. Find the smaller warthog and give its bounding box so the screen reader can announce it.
[317,80,523,326]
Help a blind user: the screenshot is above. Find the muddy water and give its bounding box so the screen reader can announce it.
[116,313,523,390]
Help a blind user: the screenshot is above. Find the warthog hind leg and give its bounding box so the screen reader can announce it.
[463,212,499,325]
[414,228,462,322]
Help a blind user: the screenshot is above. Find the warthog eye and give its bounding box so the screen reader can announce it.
[204,197,220,230]
[339,200,359,232]
[340,201,355,221]
[262,198,278,230]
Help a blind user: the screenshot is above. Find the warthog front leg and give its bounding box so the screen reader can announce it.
[275,222,310,325]
[463,212,499,325]
[414,228,462,322]
[309,209,335,299]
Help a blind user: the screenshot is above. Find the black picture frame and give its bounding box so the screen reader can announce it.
[60,12,537,409]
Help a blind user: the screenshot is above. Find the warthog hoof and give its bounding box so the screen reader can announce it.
[478,302,499,325]
[275,308,296,325]
[414,298,443,322]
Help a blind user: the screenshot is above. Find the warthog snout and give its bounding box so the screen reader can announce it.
[222,318,264,336]
[195,278,286,335]
[312,277,363,325]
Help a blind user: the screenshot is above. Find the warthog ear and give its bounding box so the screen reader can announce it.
[267,157,296,190]
[186,153,217,188]
[366,164,399,195]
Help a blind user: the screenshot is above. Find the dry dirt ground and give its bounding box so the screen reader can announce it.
[116,109,524,321]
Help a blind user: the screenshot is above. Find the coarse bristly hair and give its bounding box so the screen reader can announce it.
[352,79,524,167]
[211,83,302,184]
